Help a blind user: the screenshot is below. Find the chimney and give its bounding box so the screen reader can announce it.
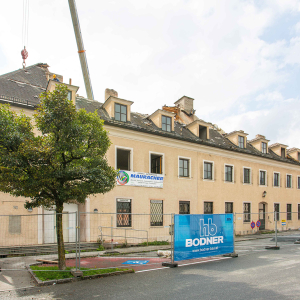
[105,88,118,101]
[174,96,194,115]
[69,78,72,85]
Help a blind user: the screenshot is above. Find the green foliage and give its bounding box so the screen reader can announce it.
[97,245,105,251]
[0,84,118,208]
[30,266,131,281]
[0,84,118,269]
[138,241,170,246]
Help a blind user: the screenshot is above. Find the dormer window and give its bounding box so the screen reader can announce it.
[281,148,285,158]
[262,142,267,154]
[162,115,171,132]
[238,136,245,148]
[199,125,207,139]
[115,103,127,122]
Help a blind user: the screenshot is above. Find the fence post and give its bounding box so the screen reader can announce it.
[111,216,113,251]
[171,213,175,264]
[275,211,278,247]
[75,211,78,271]
[78,211,81,270]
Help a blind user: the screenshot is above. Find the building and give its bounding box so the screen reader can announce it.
[0,63,300,245]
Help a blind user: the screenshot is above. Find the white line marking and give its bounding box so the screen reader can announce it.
[136,267,169,273]
[178,257,230,267]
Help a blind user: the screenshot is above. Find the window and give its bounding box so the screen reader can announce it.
[243,168,251,184]
[199,125,207,140]
[225,165,233,182]
[238,136,245,148]
[162,115,171,132]
[243,203,251,222]
[9,215,21,234]
[260,170,266,186]
[298,152,300,161]
[150,200,163,226]
[298,204,300,221]
[151,154,163,174]
[115,103,127,122]
[179,201,190,214]
[274,173,279,187]
[262,142,267,154]
[179,158,189,177]
[286,175,292,188]
[67,90,72,101]
[281,148,285,158]
[117,199,131,227]
[204,162,213,180]
[274,204,280,221]
[204,202,213,214]
[225,202,233,214]
[116,148,131,171]
[298,176,300,189]
[287,204,292,221]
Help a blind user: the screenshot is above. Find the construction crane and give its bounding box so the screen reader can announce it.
[68,0,94,100]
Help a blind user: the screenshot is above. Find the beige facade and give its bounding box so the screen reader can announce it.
[1,63,300,246]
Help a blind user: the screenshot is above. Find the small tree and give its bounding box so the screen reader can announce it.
[0,84,117,269]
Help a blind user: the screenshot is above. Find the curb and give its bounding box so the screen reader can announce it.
[26,263,134,286]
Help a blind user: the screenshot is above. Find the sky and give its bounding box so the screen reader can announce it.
[0,0,300,148]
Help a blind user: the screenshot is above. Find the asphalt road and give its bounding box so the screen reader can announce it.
[2,238,300,300]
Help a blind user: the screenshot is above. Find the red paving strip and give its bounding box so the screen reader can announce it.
[41,255,230,272]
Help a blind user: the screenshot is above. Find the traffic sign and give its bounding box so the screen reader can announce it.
[256,220,261,227]
[281,219,286,226]
[251,221,255,229]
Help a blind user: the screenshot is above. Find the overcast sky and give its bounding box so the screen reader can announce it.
[1,0,300,148]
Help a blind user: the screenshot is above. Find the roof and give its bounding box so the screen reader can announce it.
[0,63,49,107]
[0,63,299,167]
[75,96,300,166]
[269,143,288,148]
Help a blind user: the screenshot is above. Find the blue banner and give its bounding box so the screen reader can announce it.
[174,214,234,261]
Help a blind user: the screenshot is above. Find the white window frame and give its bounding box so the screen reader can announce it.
[178,156,191,179]
[286,173,292,189]
[115,146,133,171]
[259,169,267,187]
[149,151,165,175]
[203,160,214,181]
[243,167,252,185]
[273,171,280,188]
[224,163,234,183]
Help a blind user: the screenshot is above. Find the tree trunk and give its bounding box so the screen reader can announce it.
[56,204,66,270]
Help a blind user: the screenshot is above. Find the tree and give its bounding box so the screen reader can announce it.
[0,84,118,269]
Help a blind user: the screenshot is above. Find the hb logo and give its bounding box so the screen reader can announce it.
[199,218,217,237]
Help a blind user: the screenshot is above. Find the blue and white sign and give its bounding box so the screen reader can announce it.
[174,214,234,261]
[122,260,149,265]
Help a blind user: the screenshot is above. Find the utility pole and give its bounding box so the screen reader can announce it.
[68,0,94,100]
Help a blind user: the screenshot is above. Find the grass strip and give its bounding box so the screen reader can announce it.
[30,266,132,281]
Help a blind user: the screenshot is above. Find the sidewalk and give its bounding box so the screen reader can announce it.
[0,231,299,292]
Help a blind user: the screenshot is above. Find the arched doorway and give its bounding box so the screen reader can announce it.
[259,202,268,230]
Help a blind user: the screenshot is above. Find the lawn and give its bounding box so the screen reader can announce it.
[30,265,132,281]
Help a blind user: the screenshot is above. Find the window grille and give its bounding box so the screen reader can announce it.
[225,202,233,214]
[243,203,251,222]
[150,200,163,226]
[287,204,292,221]
[117,199,132,227]
[179,201,190,214]
[204,202,213,214]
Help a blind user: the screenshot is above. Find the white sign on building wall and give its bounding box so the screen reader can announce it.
[116,170,164,188]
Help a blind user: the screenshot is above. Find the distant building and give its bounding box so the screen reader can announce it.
[0,63,300,245]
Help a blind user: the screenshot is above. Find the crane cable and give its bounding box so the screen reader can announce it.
[21,0,29,68]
